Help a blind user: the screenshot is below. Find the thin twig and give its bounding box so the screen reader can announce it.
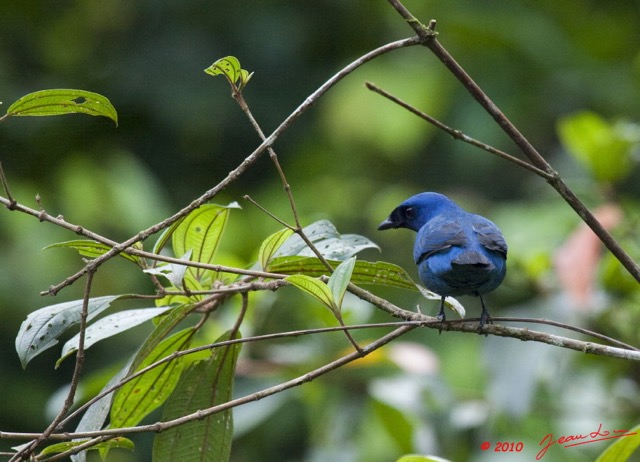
[4,310,640,448]
[345,283,640,360]
[27,36,420,297]
[0,161,16,209]
[231,89,335,272]
[4,325,416,444]
[365,81,553,179]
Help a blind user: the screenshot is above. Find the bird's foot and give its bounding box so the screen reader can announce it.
[477,310,493,335]
[436,309,446,334]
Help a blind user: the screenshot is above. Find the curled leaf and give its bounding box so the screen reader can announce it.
[205,56,253,91]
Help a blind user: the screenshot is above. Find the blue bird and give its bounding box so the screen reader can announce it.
[378,192,507,328]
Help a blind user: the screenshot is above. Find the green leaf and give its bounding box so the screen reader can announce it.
[269,257,417,290]
[6,89,118,125]
[39,437,134,457]
[205,56,253,90]
[373,399,413,452]
[152,331,241,462]
[328,257,356,310]
[152,218,187,255]
[172,203,240,283]
[110,328,194,429]
[557,111,639,183]
[396,456,454,462]
[15,295,120,369]
[57,306,174,368]
[285,274,336,312]
[128,303,194,373]
[258,228,295,270]
[595,424,640,462]
[44,240,139,264]
[274,220,379,261]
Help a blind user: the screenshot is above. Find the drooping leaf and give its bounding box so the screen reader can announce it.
[595,424,640,462]
[110,328,194,429]
[416,285,465,319]
[205,56,253,91]
[57,306,174,368]
[143,250,193,287]
[328,257,356,310]
[172,203,240,283]
[285,274,335,312]
[39,437,134,457]
[258,228,294,270]
[274,220,379,261]
[71,362,133,462]
[152,331,241,462]
[15,295,120,369]
[269,257,417,290]
[6,89,118,125]
[44,240,139,264]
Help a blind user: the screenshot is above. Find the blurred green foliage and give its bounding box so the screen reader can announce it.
[2,1,640,461]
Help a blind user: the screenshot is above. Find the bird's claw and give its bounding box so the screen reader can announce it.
[477,311,492,335]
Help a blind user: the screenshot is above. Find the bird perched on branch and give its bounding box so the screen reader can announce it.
[378,192,507,328]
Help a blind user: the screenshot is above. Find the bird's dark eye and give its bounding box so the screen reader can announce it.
[404,206,416,220]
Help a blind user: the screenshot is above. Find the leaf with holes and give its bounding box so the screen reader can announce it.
[171,203,240,284]
[205,56,253,90]
[57,306,174,368]
[6,89,118,125]
[171,204,235,262]
[15,295,120,369]
[274,220,379,261]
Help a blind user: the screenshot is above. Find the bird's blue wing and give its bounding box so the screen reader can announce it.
[414,215,467,264]
[472,218,508,257]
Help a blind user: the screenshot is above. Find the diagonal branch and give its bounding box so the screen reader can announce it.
[385,0,640,284]
[26,36,421,297]
[365,81,553,179]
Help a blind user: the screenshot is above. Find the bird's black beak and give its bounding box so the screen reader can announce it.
[377,216,399,230]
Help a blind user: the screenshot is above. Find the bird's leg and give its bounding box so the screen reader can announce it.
[436,296,446,322]
[435,296,447,334]
[478,293,493,331]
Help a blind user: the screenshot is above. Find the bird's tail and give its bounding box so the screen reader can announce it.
[451,250,494,269]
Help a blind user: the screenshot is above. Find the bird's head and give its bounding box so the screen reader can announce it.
[378,192,460,232]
